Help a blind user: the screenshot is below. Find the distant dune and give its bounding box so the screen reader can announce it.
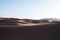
[0,17,59,27]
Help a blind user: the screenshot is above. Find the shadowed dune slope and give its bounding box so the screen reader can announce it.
[0,23,60,40]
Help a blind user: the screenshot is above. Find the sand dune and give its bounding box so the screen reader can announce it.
[0,17,60,40]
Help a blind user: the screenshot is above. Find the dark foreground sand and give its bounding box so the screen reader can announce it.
[0,23,60,40]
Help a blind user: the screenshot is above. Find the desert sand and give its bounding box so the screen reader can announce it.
[0,18,60,40]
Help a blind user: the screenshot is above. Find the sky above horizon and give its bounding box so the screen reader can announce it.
[0,0,60,19]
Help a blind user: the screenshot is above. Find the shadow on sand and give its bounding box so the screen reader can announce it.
[0,23,60,40]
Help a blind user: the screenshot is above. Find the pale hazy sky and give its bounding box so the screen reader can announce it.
[0,0,60,19]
